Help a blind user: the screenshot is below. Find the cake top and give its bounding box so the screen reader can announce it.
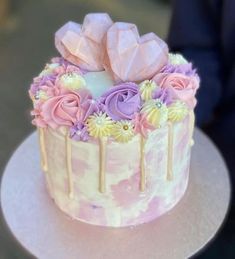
[29,13,199,143]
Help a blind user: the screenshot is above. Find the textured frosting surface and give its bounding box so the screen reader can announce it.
[42,116,191,227]
[29,13,200,228]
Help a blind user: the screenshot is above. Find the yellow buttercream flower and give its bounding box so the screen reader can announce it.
[59,72,86,90]
[86,112,113,138]
[168,100,189,122]
[139,80,158,101]
[32,90,48,103]
[141,99,168,128]
[112,120,135,143]
[169,53,188,65]
[39,63,60,77]
[36,90,49,101]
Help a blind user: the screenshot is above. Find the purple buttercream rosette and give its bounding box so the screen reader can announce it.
[99,82,141,121]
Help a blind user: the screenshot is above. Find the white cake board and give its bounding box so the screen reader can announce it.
[0,129,231,259]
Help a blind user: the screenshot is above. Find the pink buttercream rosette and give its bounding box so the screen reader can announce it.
[33,88,92,129]
[152,72,200,109]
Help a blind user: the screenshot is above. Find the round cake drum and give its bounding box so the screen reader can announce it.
[1,129,230,259]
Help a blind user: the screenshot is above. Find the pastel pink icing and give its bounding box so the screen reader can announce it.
[133,113,156,138]
[31,14,199,228]
[41,89,91,129]
[31,102,47,128]
[42,115,191,227]
[152,72,200,109]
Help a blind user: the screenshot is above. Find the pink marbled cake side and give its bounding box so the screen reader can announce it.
[42,116,191,227]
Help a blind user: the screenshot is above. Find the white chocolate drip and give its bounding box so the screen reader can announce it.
[189,111,195,146]
[167,122,174,181]
[38,128,48,172]
[99,137,107,193]
[66,131,74,199]
[140,136,146,192]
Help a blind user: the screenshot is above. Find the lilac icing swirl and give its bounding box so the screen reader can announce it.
[152,87,173,105]
[51,57,87,74]
[100,82,141,121]
[29,57,84,97]
[80,99,101,122]
[30,74,57,96]
[69,99,101,141]
[161,63,196,76]
[70,122,89,141]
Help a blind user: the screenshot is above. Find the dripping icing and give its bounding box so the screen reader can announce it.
[167,122,174,181]
[39,127,48,172]
[66,130,74,199]
[140,136,146,192]
[99,137,107,193]
[189,111,195,146]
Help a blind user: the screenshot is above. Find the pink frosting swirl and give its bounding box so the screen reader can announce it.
[152,73,200,108]
[31,102,47,128]
[41,89,92,129]
[100,82,141,121]
[80,99,101,122]
[133,113,155,138]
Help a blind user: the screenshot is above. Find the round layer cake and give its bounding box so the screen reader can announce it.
[29,13,199,227]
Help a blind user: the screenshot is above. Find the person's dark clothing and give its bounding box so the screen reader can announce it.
[168,0,235,184]
[168,0,235,126]
[168,0,235,258]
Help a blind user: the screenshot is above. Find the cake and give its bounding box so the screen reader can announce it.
[29,13,199,227]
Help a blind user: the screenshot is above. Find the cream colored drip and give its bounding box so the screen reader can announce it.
[140,136,146,192]
[38,128,48,172]
[167,122,174,181]
[189,111,195,146]
[99,137,107,193]
[66,131,74,199]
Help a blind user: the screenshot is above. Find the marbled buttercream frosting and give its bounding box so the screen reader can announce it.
[29,13,200,227]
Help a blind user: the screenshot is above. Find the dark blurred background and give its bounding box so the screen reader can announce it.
[0,0,234,258]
